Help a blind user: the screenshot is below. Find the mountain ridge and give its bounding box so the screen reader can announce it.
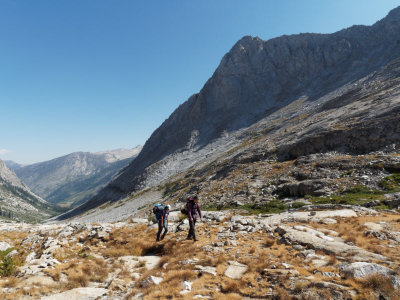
[58,6,400,220]
[15,146,142,207]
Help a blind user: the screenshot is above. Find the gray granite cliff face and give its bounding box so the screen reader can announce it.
[59,7,400,219]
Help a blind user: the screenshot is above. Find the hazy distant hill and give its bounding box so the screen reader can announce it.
[15,147,141,207]
[4,160,24,170]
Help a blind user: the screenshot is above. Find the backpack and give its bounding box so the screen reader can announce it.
[153,203,165,220]
[180,207,188,215]
[181,199,193,215]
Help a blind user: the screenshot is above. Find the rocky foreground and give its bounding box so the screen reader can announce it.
[1,206,400,299]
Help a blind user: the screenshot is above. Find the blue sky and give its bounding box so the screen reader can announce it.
[1,0,399,164]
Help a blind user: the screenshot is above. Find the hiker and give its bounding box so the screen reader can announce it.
[186,196,202,241]
[156,204,170,241]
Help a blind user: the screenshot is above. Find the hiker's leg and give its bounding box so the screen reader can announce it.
[156,220,162,241]
[192,219,197,241]
[161,226,168,240]
[187,220,194,239]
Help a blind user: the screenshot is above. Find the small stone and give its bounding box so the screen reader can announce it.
[180,281,192,294]
[281,263,291,269]
[140,276,163,287]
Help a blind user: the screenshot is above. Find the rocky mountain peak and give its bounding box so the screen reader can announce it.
[380,5,400,23]
[0,159,25,189]
[60,6,400,219]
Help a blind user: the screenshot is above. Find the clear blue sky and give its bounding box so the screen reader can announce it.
[1,0,399,164]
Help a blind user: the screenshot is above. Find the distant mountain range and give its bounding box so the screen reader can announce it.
[14,147,141,208]
[58,6,400,220]
[0,159,54,222]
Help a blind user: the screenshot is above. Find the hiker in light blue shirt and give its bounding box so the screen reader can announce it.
[156,205,170,241]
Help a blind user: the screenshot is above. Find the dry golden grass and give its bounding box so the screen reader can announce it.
[52,247,71,262]
[44,268,61,281]
[344,235,357,244]
[264,236,276,247]
[42,256,109,292]
[221,278,244,293]
[1,277,19,288]
[5,205,400,299]
[198,254,227,267]
[163,269,197,283]
[326,254,337,266]
[67,273,88,289]
[359,274,398,298]
[141,269,197,299]
[276,287,292,300]
[0,231,28,243]
[213,292,242,300]
[1,282,64,300]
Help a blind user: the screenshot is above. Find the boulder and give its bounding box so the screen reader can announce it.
[361,200,381,208]
[224,261,248,279]
[263,209,357,225]
[277,179,331,197]
[339,262,393,279]
[276,225,385,261]
[203,211,227,222]
[195,265,217,276]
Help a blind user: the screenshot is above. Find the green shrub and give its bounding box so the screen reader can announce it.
[291,202,306,209]
[341,169,354,177]
[0,256,15,276]
[344,185,380,194]
[379,173,400,191]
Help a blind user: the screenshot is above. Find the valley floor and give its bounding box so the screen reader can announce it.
[1,207,400,299]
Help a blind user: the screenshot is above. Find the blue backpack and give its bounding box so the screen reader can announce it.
[153,203,165,220]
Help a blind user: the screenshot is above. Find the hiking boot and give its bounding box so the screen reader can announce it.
[186,236,192,240]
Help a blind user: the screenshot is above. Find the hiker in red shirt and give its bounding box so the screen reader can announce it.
[186,196,202,242]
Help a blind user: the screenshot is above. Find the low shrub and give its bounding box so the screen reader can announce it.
[379,173,400,191]
[360,274,395,297]
[0,256,16,277]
